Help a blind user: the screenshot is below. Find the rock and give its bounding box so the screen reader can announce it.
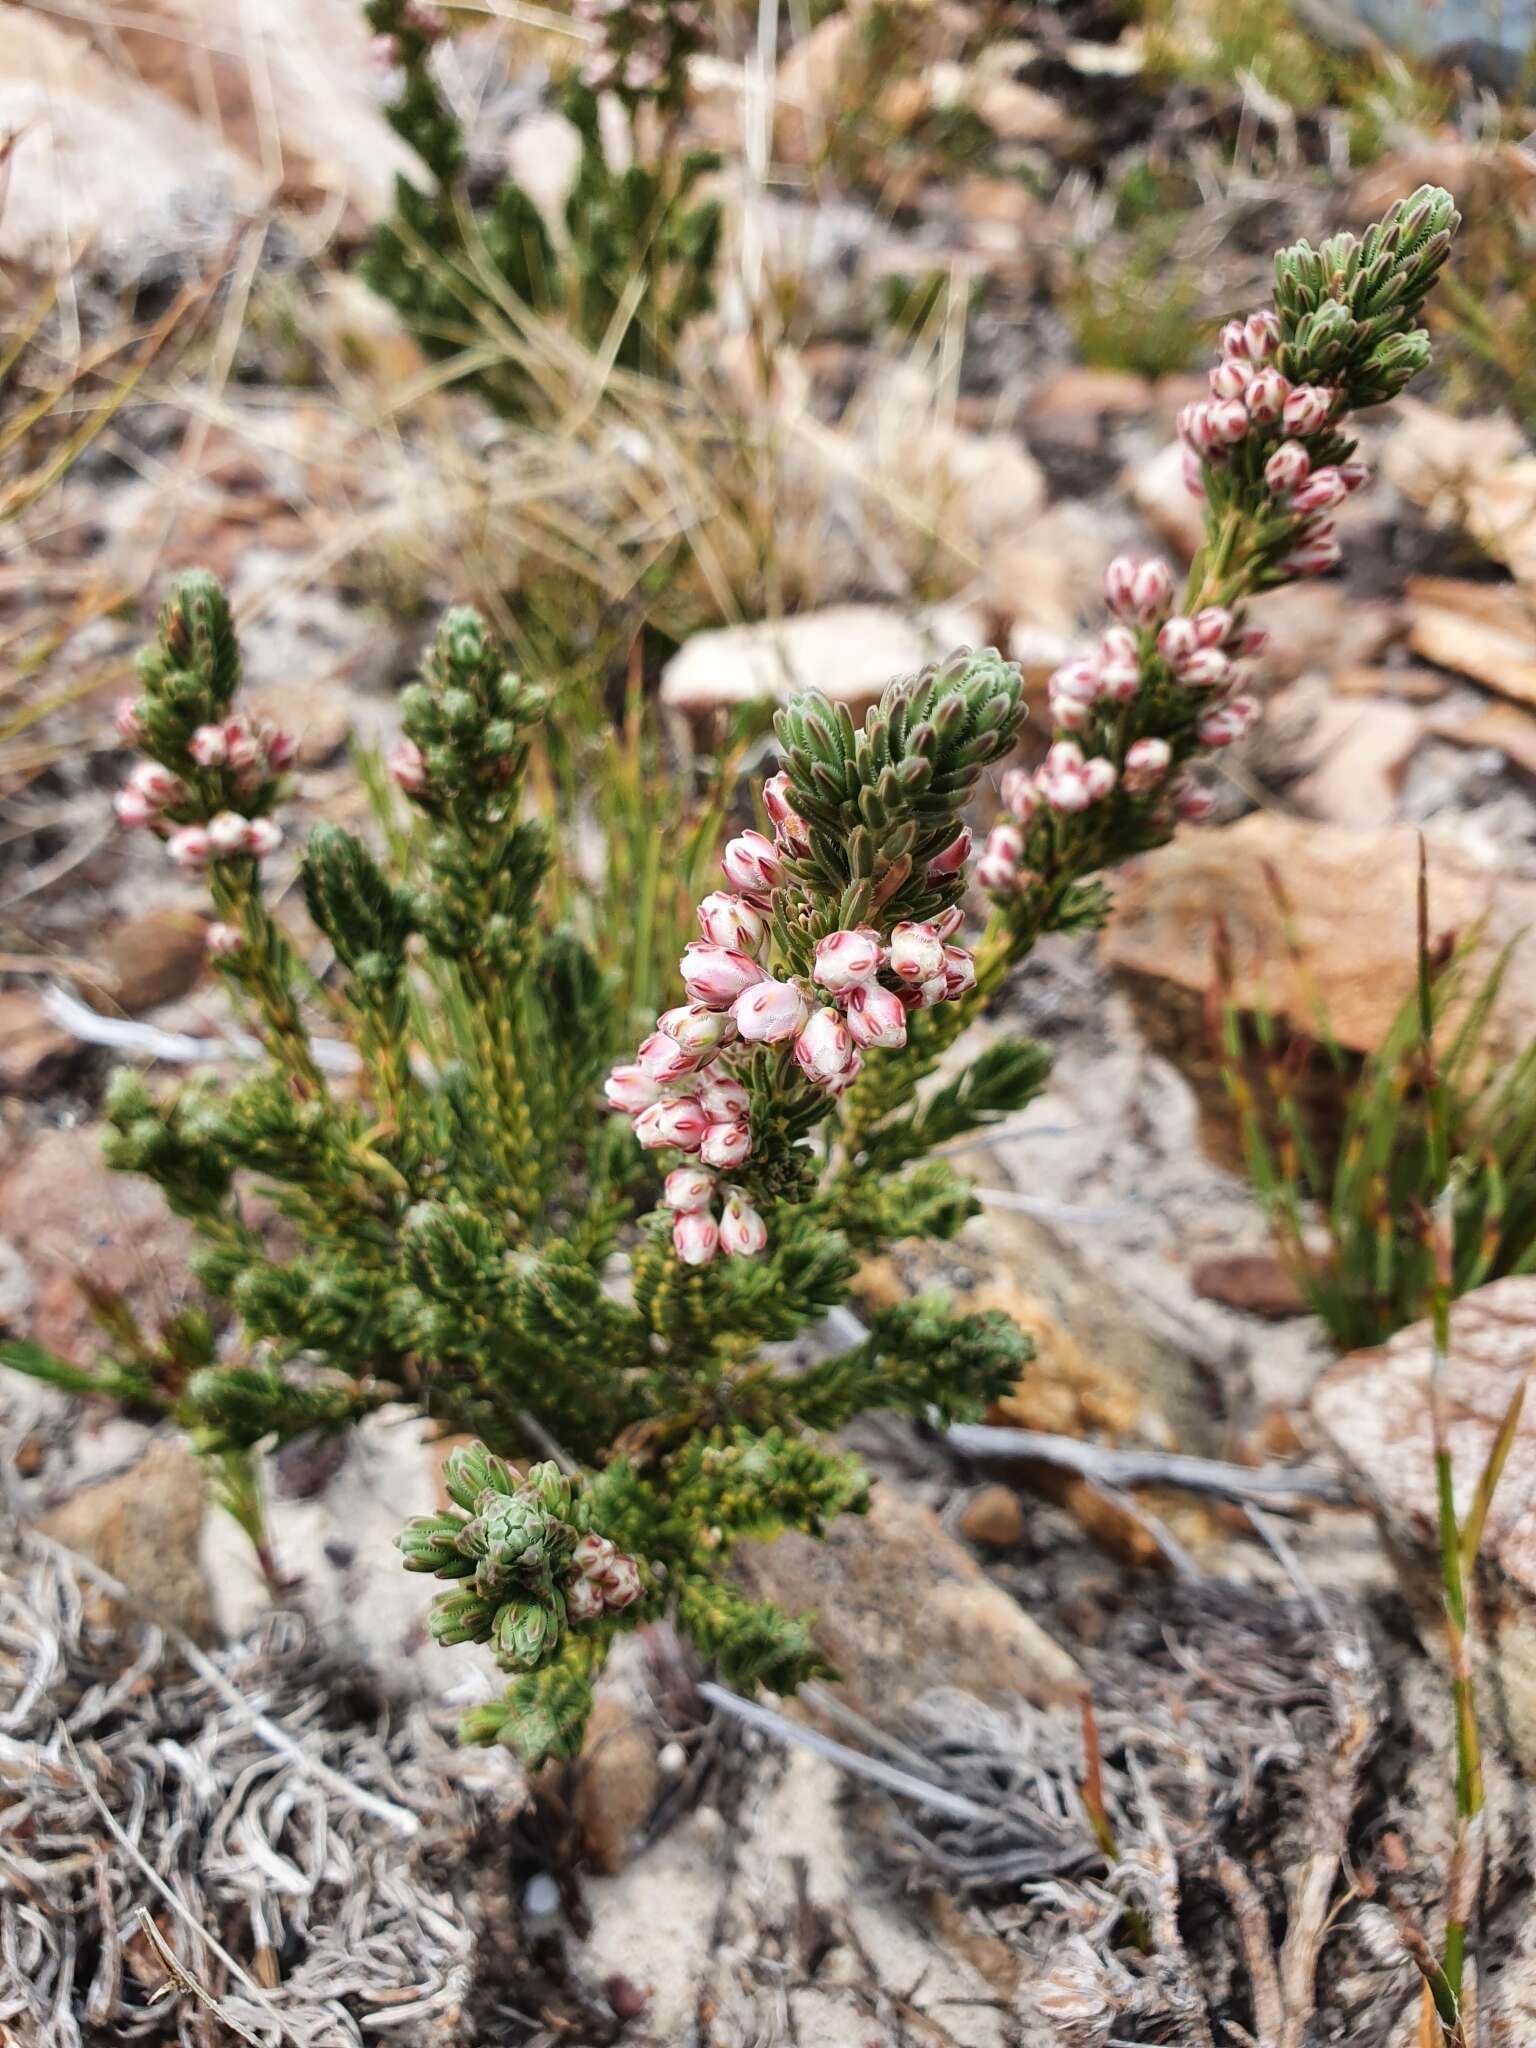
[1128,440,1205,560]
[38,1437,215,1643]
[660,602,988,723]
[1429,701,1536,782]
[246,676,356,766]
[84,910,208,1016]
[68,0,414,221]
[1102,814,1536,1062]
[576,1696,663,1875]
[0,12,259,271]
[0,1124,197,1363]
[1332,662,1450,703]
[0,991,79,1098]
[1191,1252,1308,1320]
[1405,576,1536,707]
[1290,697,1425,827]
[1249,580,1403,686]
[1312,1276,1536,1770]
[773,12,855,164]
[1027,368,1155,424]
[969,75,1081,146]
[958,1484,1027,1548]
[1348,142,1536,221]
[986,503,1121,639]
[736,1483,1083,1724]
[1384,399,1536,596]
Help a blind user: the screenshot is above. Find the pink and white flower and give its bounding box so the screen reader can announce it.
[999,768,1040,822]
[389,738,429,795]
[734,976,810,1044]
[672,1207,718,1266]
[189,724,230,767]
[845,980,908,1049]
[761,771,811,854]
[1291,467,1348,514]
[1284,528,1342,576]
[1123,737,1172,791]
[600,1555,643,1608]
[242,817,283,859]
[699,1119,752,1169]
[1105,556,1174,628]
[1175,780,1216,822]
[794,1007,856,1087]
[888,922,945,985]
[942,945,976,999]
[207,810,252,857]
[663,1166,716,1213]
[637,1030,704,1083]
[1264,441,1311,494]
[205,921,245,957]
[1081,757,1117,802]
[167,825,213,868]
[1282,385,1336,436]
[1179,648,1232,690]
[566,1575,606,1623]
[1192,607,1234,648]
[721,828,783,897]
[1243,369,1290,424]
[719,1192,768,1258]
[698,1073,750,1122]
[605,1063,661,1114]
[634,1096,711,1151]
[115,698,144,745]
[657,1003,737,1055]
[812,927,883,993]
[697,890,767,954]
[681,942,766,1010]
[1209,359,1252,401]
[1156,617,1201,672]
[114,785,155,829]
[130,761,187,808]
[1207,398,1251,445]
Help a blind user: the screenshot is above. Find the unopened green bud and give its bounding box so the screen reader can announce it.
[494,1595,562,1672]
[442,1440,515,1513]
[427,1589,496,1646]
[396,1513,471,1574]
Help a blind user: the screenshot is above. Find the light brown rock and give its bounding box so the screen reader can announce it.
[1384,399,1536,597]
[87,911,209,1016]
[1128,440,1205,560]
[660,603,988,721]
[1249,580,1402,686]
[0,991,77,1099]
[1347,141,1536,223]
[576,1696,663,1876]
[970,75,1081,146]
[38,1437,215,1643]
[1027,368,1154,423]
[1101,814,1536,1061]
[1429,701,1536,781]
[1191,1252,1307,1320]
[958,1484,1026,1549]
[1312,1276,1536,1770]
[0,1124,196,1362]
[1291,697,1424,827]
[736,1483,1083,1722]
[773,12,856,164]
[1406,576,1536,707]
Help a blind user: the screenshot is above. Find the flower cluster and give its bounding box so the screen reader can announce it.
[1176,313,1369,578]
[605,770,980,1252]
[113,702,292,895]
[368,0,444,73]
[572,0,707,108]
[399,1446,644,1674]
[661,1166,767,1267]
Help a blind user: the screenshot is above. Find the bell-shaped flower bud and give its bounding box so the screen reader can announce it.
[733,976,810,1043]
[189,723,230,767]
[719,1191,768,1258]
[699,1119,752,1169]
[812,927,883,993]
[1104,555,1174,627]
[721,828,783,896]
[698,1073,750,1122]
[888,921,945,984]
[663,1165,716,1212]
[942,945,977,999]
[681,942,765,1010]
[605,1063,661,1114]
[634,1095,711,1152]
[1282,385,1336,436]
[671,1208,719,1265]
[927,825,972,878]
[697,890,766,954]
[1123,737,1172,791]
[657,1003,737,1055]
[637,1030,703,1082]
[389,737,429,795]
[167,825,212,867]
[243,817,283,859]
[845,980,908,1049]
[793,1006,856,1087]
